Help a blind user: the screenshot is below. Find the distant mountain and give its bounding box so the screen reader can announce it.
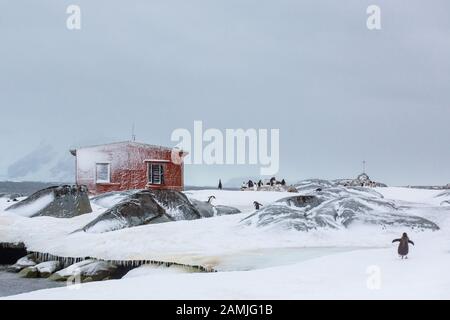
[6,143,74,183]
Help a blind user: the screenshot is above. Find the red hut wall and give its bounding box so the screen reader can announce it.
[75,143,183,195]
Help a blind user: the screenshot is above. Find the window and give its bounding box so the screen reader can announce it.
[148,163,164,185]
[96,163,111,183]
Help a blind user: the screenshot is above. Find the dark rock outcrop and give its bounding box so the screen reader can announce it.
[80,190,204,233]
[18,266,39,278]
[148,190,202,221]
[35,261,63,278]
[436,190,450,206]
[242,187,439,231]
[49,260,118,282]
[5,185,92,218]
[7,254,37,273]
[90,190,138,209]
[190,199,241,217]
[80,190,241,233]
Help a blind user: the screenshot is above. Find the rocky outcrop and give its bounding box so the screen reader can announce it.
[80,191,169,233]
[5,185,92,218]
[436,190,450,206]
[81,190,241,233]
[7,254,37,273]
[335,173,387,188]
[35,261,62,278]
[80,190,203,233]
[190,199,241,217]
[18,266,39,278]
[48,259,118,282]
[242,187,439,232]
[214,205,241,215]
[90,190,138,209]
[148,190,203,221]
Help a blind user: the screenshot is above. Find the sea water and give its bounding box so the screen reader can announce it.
[0,266,64,298]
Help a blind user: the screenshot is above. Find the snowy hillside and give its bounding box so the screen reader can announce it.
[3,143,74,182]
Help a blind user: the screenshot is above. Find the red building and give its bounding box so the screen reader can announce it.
[70,141,184,195]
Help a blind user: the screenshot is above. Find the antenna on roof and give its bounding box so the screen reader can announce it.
[131,123,136,142]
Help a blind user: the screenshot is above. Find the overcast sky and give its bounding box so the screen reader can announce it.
[0,0,449,186]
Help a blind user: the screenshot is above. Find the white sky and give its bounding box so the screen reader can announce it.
[0,0,449,186]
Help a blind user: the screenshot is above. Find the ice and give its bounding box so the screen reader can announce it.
[123,264,191,278]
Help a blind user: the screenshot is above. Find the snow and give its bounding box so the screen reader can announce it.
[5,193,54,217]
[90,190,142,210]
[35,261,60,274]
[14,255,36,268]
[375,187,444,206]
[55,260,96,277]
[1,186,450,299]
[123,264,191,278]
[7,244,450,300]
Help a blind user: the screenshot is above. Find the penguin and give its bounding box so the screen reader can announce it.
[253,201,263,210]
[392,232,415,259]
[207,195,216,204]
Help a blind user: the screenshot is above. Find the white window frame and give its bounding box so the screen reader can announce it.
[95,162,111,183]
[148,163,164,185]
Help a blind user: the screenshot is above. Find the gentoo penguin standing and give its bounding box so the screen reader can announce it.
[207,196,216,204]
[392,232,415,259]
[253,201,263,210]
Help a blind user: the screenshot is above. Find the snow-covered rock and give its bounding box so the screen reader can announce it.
[149,189,203,221]
[90,190,138,209]
[242,186,439,231]
[80,190,200,233]
[35,261,62,278]
[18,266,39,278]
[436,190,450,206]
[80,190,240,233]
[294,179,335,193]
[80,191,169,233]
[9,255,62,278]
[190,199,241,217]
[5,185,92,218]
[7,254,37,272]
[49,259,118,282]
